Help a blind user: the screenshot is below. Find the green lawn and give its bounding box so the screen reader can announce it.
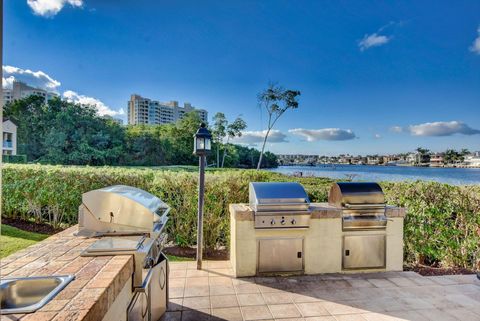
[0,225,49,259]
[166,254,193,262]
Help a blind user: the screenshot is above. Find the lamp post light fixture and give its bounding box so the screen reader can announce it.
[193,123,212,270]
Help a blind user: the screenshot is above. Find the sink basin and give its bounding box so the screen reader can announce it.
[0,275,74,314]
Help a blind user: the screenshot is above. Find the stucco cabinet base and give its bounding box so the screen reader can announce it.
[230,203,405,277]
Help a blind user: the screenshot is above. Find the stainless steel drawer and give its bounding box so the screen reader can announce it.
[257,238,304,273]
[343,235,385,269]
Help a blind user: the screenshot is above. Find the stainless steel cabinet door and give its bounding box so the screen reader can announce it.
[258,238,303,273]
[149,254,168,321]
[343,235,385,269]
[127,292,148,321]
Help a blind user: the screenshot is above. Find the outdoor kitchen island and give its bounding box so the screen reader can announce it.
[1,185,170,321]
[230,182,406,278]
[0,226,135,321]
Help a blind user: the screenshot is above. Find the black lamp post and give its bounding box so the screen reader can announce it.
[193,123,212,270]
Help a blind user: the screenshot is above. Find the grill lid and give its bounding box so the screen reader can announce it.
[249,182,310,212]
[81,185,170,232]
[328,182,385,208]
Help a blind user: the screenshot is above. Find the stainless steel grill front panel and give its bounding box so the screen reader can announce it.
[342,215,388,230]
[254,213,310,229]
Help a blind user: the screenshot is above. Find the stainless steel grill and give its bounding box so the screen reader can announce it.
[329,182,388,270]
[249,182,311,229]
[329,182,387,231]
[76,185,169,321]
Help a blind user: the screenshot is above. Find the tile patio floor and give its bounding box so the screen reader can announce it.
[162,261,480,321]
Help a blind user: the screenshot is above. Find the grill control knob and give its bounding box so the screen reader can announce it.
[145,256,155,268]
[280,219,286,225]
[270,219,275,225]
[291,219,296,225]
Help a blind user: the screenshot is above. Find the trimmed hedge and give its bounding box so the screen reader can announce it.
[2,164,479,269]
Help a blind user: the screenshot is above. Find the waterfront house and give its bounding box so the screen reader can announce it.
[407,152,430,165]
[464,155,480,168]
[382,155,399,164]
[430,154,445,167]
[367,156,381,165]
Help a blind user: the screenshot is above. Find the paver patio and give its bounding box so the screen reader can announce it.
[162,260,480,321]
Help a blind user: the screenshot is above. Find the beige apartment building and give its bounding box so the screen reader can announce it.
[2,119,17,155]
[2,81,58,104]
[127,94,208,125]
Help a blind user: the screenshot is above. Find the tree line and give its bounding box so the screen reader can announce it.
[3,96,278,168]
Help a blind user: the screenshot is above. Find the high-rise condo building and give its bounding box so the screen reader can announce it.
[2,81,59,104]
[127,94,208,125]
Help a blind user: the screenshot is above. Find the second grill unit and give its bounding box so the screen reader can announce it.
[329,182,388,270]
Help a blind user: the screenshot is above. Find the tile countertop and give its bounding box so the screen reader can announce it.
[0,226,134,321]
[230,202,406,221]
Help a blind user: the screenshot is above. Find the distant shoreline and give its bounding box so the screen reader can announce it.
[269,164,480,185]
[278,163,480,169]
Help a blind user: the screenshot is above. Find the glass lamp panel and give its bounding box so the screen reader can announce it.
[196,137,205,150]
[205,138,211,151]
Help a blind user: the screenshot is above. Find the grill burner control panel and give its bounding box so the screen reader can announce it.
[254,214,310,229]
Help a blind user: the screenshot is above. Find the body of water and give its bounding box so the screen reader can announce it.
[269,164,480,185]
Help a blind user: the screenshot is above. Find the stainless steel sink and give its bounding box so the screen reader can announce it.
[0,275,74,314]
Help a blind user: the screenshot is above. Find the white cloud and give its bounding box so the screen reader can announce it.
[408,121,480,136]
[63,90,124,117]
[358,33,390,51]
[374,134,382,139]
[358,22,398,51]
[2,65,61,90]
[470,26,480,55]
[232,130,287,145]
[2,76,15,89]
[27,0,83,17]
[390,126,403,133]
[289,128,356,141]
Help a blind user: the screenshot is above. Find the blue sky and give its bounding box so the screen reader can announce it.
[3,0,480,155]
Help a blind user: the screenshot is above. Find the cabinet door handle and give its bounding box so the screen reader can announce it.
[160,266,166,289]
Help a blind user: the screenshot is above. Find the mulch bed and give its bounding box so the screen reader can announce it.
[405,264,476,276]
[1,217,64,235]
[163,245,229,261]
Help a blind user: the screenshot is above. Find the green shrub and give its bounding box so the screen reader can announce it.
[2,155,27,164]
[2,164,479,269]
[1,164,324,251]
[381,181,480,270]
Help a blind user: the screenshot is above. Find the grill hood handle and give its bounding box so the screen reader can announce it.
[344,203,385,209]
